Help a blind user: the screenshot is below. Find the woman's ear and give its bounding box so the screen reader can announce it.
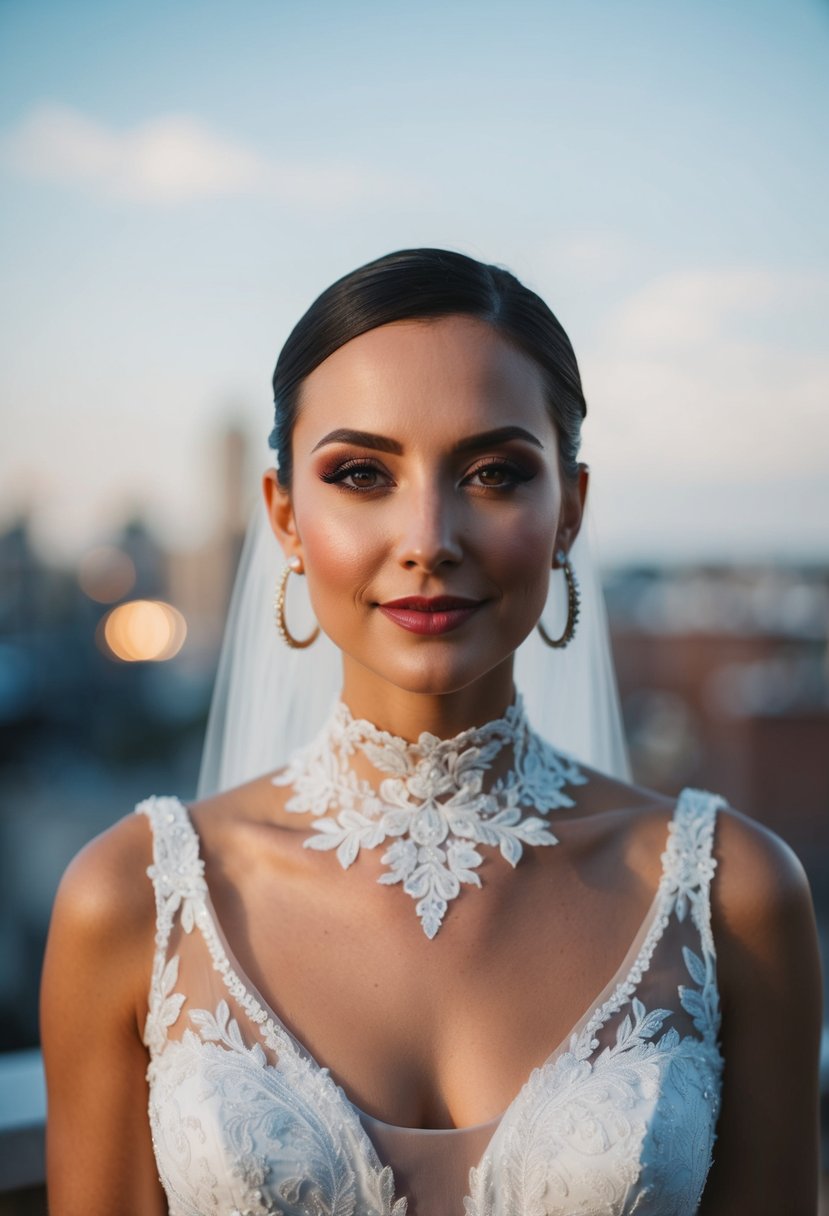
[262,469,304,564]
[555,463,589,563]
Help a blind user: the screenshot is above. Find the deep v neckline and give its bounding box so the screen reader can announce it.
[175,795,675,1139]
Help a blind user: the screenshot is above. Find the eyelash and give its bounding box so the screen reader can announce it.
[464,458,535,491]
[319,457,535,493]
[318,460,385,492]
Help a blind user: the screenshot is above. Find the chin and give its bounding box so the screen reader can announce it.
[328,611,540,699]
[349,648,516,699]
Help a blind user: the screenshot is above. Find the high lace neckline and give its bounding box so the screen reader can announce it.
[273,693,587,938]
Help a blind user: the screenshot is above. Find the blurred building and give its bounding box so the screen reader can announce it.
[0,422,250,1054]
[607,566,829,879]
[165,421,248,654]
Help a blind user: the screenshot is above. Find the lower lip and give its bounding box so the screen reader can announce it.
[378,604,483,635]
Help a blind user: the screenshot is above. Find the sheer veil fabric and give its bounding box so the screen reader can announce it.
[197,493,630,797]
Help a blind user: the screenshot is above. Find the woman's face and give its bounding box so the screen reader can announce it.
[265,315,585,705]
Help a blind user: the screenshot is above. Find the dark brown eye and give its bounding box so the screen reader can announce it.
[464,460,534,490]
[347,468,380,488]
[477,466,508,486]
[320,459,390,491]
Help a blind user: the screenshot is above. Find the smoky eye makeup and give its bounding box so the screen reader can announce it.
[312,430,546,495]
[317,455,539,496]
[465,453,537,476]
[462,456,538,490]
[318,455,392,490]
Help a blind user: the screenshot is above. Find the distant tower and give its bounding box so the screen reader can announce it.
[220,423,248,541]
[163,417,255,652]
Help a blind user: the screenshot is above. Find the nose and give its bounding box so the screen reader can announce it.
[394,480,464,573]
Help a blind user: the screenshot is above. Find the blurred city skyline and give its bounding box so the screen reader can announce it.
[2,0,828,566]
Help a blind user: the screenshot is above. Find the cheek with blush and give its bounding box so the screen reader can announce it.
[489,514,557,631]
[292,498,384,635]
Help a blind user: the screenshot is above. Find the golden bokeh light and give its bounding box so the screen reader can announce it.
[78,546,137,603]
[99,600,187,662]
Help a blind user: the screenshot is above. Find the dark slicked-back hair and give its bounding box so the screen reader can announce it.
[269,248,586,487]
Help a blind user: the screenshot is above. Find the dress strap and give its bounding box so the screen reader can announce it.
[136,795,207,956]
[660,788,725,959]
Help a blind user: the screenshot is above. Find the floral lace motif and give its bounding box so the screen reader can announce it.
[139,796,407,1216]
[138,785,724,1216]
[150,1004,405,1216]
[463,793,725,1216]
[273,695,586,938]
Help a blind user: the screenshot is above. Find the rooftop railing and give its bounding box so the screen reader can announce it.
[0,1051,45,1194]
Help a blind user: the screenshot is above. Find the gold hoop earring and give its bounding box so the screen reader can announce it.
[274,557,320,649]
[537,549,580,649]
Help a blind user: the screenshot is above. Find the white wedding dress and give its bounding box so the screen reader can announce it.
[136,703,724,1216]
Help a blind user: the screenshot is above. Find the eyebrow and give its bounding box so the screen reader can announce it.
[311,425,544,455]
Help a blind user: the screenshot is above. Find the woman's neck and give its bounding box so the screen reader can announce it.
[339,659,517,743]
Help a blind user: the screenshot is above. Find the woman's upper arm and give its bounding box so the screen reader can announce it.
[699,808,823,1216]
[40,813,167,1216]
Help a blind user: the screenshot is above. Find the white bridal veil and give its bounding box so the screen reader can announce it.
[197,494,630,797]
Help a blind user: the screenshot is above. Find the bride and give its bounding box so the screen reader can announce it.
[41,249,821,1215]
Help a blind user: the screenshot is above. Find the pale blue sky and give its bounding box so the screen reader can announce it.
[2,0,828,563]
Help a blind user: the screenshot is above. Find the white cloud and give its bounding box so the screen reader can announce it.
[604,268,781,350]
[0,103,402,206]
[583,267,829,483]
[537,231,637,284]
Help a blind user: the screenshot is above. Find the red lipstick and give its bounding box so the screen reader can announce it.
[378,596,484,635]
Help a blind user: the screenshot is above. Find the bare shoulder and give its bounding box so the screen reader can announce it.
[697,806,821,1211]
[708,805,821,1045]
[42,810,169,1212]
[570,771,816,938]
[52,809,156,935]
[45,809,157,1013]
[711,805,817,947]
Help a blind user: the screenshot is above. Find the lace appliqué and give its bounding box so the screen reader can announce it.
[661,790,724,1052]
[138,795,208,1056]
[273,695,586,938]
[137,787,724,1216]
[138,797,407,1216]
[149,997,407,1216]
[464,792,724,1216]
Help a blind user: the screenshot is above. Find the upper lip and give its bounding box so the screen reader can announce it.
[379,596,484,611]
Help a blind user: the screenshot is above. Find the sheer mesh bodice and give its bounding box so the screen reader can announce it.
[138,790,724,1216]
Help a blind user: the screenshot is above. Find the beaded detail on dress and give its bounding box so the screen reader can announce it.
[273,694,586,937]
[137,787,724,1216]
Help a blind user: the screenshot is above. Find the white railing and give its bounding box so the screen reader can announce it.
[0,1050,45,1192]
